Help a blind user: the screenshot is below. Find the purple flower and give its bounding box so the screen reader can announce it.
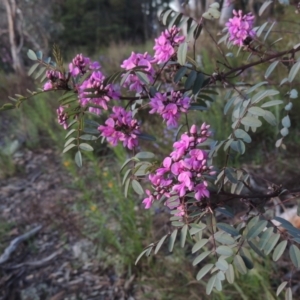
[69,54,100,76]
[226,10,256,46]
[194,183,210,201]
[43,70,64,90]
[153,26,185,64]
[98,106,140,150]
[149,91,191,128]
[120,52,154,93]
[79,70,120,115]
[56,106,68,130]
[141,124,212,213]
[43,81,53,91]
[142,190,155,209]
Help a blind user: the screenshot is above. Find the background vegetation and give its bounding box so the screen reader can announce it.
[0,0,300,299]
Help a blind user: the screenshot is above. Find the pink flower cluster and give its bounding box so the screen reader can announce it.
[43,70,64,91]
[56,106,68,129]
[120,52,155,93]
[79,70,120,115]
[98,106,140,150]
[142,123,214,215]
[69,54,100,76]
[226,10,256,46]
[149,91,191,127]
[153,26,185,64]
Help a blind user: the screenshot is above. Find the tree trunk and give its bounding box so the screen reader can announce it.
[3,0,24,75]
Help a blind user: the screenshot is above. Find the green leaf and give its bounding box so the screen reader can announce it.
[192,251,211,266]
[63,143,76,153]
[288,61,300,82]
[276,281,288,296]
[261,100,283,107]
[216,246,233,256]
[216,223,239,236]
[136,71,149,84]
[196,264,214,281]
[216,258,229,271]
[251,89,279,104]
[289,89,298,99]
[27,49,37,60]
[264,233,280,255]
[124,178,130,198]
[185,70,197,90]
[168,229,178,252]
[224,168,238,184]
[247,220,268,239]
[177,42,188,65]
[174,66,187,83]
[120,157,139,172]
[225,264,235,284]
[65,129,76,139]
[265,60,279,78]
[273,240,287,261]
[189,223,206,235]
[248,107,266,116]
[256,21,268,37]
[230,140,245,154]
[192,239,209,253]
[285,287,293,300]
[289,244,300,268]
[241,116,262,127]
[281,127,289,137]
[180,224,188,248]
[79,134,98,141]
[246,81,268,94]
[135,248,148,265]
[258,227,274,249]
[135,152,155,159]
[34,66,46,80]
[65,137,76,147]
[282,115,291,128]
[79,143,94,152]
[215,206,234,218]
[234,129,251,143]
[234,255,247,274]
[154,235,168,254]
[259,0,272,16]
[0,103,15,111]
[192,73,204,95]
[28,63,39,76]
[75,151,82,167]
[263,110,277,126]
[161,9,173,25]
[131,179,144,195]
[206,275,217,295]
[285,103,293,111]
[215,233,236,245]
[248,240,265,258]
[171,221,184,227]
[122,169,131,186]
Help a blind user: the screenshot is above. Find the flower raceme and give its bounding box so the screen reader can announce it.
[120,52,155,94]
[98,106,140,150]
[149,91,191,128]
[142,123,215,215]
[226,10,256,46]
[153,25,185,64]
[79,70,120,115]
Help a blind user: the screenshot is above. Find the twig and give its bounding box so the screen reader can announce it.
[7,250,62,269]
[0,225,42,264]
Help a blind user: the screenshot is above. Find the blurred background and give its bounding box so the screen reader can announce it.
[0,0,300,299]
